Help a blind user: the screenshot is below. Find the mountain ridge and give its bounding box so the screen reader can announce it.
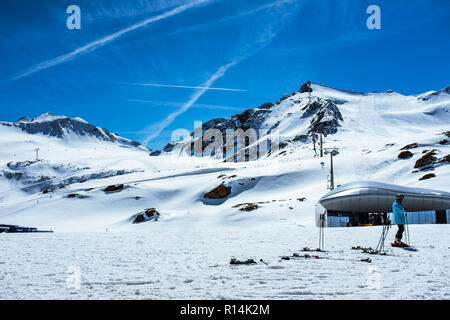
[151,81,450,159]
[0,112,148,151]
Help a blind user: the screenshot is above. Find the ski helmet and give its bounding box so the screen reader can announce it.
[396,194,405,201]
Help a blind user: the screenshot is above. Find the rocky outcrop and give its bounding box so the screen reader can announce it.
[300,81,313,93]
[419,173,436,181]
[439,154,450,163]
[398,151,413,159]
[104,184,125,193]
[204,184,231,199]
[151,82,343,158]
[233,203,259,212]
[133,214,146,224]
[132,208,160,224]
[65,193,88,199]
[414,151,437,169]
[304,98,343,135]
[401,143,419,150]
[0,113,145,149]
[419,86,450,101]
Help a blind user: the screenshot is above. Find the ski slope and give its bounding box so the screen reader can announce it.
[1,224,448,299]
[0,83,448,232]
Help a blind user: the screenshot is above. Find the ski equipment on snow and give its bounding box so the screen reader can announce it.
[318,213,325,251]
[405,212,411,246]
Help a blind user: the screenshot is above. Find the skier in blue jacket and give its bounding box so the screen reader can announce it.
[392,194,408,247]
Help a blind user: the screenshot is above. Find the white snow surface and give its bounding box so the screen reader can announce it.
[0,83,449,299]
[1,224,449,299]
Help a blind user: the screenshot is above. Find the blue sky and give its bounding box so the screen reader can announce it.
[1,0,449,149]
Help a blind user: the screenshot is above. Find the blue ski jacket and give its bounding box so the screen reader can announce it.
[392,200,406,225]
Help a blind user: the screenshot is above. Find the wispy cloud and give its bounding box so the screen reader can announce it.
[142,0,298,146]
[143,0,296,42]
[1,0,210,86]
[111,82,247,92]
[142,59,240,145]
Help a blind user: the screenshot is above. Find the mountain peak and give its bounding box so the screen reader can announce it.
[2,113,147,150]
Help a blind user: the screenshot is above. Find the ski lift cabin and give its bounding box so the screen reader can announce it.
[315,181,450,227]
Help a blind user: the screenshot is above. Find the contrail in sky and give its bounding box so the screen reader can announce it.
[110,82,247,92]
[142,59,240,145]
[142,0,298,145]
[1,0,210,86]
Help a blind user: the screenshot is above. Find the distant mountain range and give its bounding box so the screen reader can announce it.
[151,81,450,159]
[0,112,146,150]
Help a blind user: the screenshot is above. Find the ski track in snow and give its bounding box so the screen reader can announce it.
[1,224,449,299]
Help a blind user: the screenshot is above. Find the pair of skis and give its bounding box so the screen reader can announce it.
[280,252,372,263]
[390,212,417,251]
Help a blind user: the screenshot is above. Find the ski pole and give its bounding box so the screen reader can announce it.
[405,213,410,245]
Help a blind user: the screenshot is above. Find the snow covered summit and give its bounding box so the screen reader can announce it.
[152,81,450,159]
[0,112,146,149]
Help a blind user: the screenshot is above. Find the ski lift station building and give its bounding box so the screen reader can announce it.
[315,181,450,227]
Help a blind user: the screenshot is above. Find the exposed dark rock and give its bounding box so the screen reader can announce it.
[150,150,162,156]
[7,160,38,170]
[133,214,146,224]
[300,81,312,93]
[420,86,450,100]
[132,208,160,224]
[104,184,125,193]
[439,154,450,163]
[414,150,437,169]
[230,258,256,265]
[305,99,343,135]
[65,193,88,199]
[0,170,23,180]
[443,131,450,138]
[233,203,259,212]
[439,139,449,145]
[297,197,306,201]
[258,102,274,109]
[279,94,290,102]
[144,208,160,218]
[401,143,419,150]
[292,135,309,143]
[419,173,436,181]
[204,183,231,199]
[398,151,413,159]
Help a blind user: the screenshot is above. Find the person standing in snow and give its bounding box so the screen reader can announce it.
[392,194,408,247]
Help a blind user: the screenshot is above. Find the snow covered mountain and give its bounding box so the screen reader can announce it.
[0,113,151,195]
[0,112,145,149]
[152,81,450,161]
[0,83,448,232]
